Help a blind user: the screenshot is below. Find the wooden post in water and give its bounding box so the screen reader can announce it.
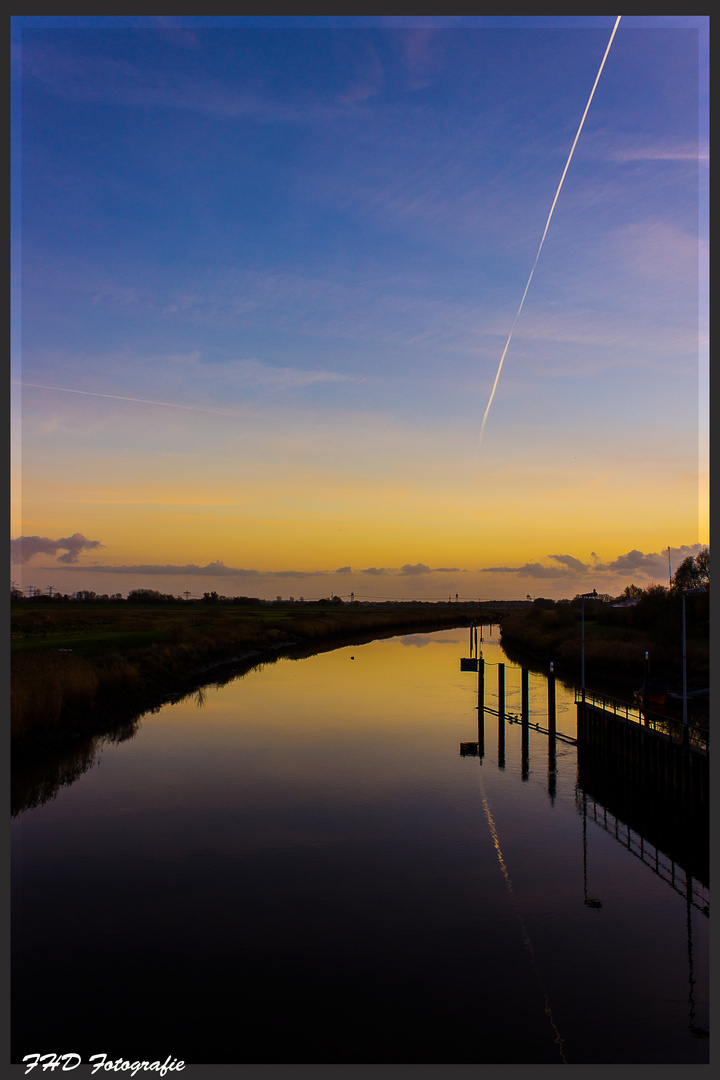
[477,656,485,756]
[497,663,506,767]
[498,663,505,719]
[521,667,530,780]
[547,661,557,797]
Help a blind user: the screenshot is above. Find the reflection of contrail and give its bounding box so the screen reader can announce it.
[15,382,239,417]
[477,16,621,454]
[478,777,568,1064]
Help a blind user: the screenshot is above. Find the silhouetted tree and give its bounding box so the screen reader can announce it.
[127,589,177,604]
[671,548,709,592]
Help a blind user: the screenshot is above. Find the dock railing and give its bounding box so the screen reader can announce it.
[575,688,709,754]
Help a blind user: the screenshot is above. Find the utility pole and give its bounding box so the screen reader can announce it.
[682,587,706,728]
[580,589,598,691]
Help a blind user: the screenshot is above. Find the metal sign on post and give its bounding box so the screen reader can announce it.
[460,621,480,670]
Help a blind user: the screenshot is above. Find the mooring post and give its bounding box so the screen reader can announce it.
[548,662,556,737]
[521,668,530,778]
[498,663,505,721]
[477,656,485,756]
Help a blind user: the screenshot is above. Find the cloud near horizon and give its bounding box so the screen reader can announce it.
[11,533,104,565]
[14,537,706,589]
[27,556,463,579]
[480,545,705,581]
[361,563,460,576]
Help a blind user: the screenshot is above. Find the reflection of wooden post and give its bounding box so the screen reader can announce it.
[521,667,530,780]
[548,663,556,737]
[521,714,529,780]
[547,741,556,798]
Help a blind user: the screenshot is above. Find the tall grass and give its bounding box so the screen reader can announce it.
[11,606,473,747]
[12,652,100,739]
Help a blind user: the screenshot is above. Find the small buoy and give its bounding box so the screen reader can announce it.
[350,656,354,660]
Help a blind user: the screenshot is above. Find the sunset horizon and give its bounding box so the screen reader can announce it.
[12,16,708,605]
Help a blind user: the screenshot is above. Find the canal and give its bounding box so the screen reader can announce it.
[11,627,709,1065]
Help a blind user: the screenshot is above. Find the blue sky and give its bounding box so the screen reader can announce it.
[11,16,708,600]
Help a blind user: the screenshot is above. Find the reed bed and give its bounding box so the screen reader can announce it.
[11,605,474,749]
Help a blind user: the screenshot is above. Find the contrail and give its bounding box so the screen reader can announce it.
[14,381,239,417]
[477,16,621,453]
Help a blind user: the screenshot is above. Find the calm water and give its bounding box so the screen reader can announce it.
[11,628,709,1065]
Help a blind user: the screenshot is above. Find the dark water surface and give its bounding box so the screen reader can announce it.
[12,628,709,1065]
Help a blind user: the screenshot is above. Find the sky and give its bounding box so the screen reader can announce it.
[11,15,709,601]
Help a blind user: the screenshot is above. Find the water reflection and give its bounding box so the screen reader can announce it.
[12,628,709,1064]
[11,717,141,818]
[459,645,709,905]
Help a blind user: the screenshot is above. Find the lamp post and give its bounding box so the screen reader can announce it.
[682,587,706,727]
[580,589,598,691]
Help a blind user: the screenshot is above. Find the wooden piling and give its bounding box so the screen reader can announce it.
[498,663,505,721]
[548,665,556,737]
[497,663,505,767]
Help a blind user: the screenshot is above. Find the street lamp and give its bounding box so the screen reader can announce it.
[580,589,598,691]
[682,587,706,728]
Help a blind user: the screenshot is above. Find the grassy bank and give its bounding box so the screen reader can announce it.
[11,602,486,751]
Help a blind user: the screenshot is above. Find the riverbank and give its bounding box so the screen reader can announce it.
[499,606,709,692]
[12,603,488,755]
